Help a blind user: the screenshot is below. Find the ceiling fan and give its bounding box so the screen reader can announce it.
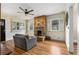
[17,7,34,15]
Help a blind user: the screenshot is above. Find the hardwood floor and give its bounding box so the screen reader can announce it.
[1,40,69,55]
[74,44,77,55]
[0,43,12,55]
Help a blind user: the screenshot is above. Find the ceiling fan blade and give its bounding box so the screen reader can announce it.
[17,12,24,13]
[19,7,25,12]
[29,14,34,15]
[28,10,34,13]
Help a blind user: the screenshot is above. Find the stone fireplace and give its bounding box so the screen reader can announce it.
[34,16,46,36]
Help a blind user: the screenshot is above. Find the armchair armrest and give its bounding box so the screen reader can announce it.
[25,36,37,50]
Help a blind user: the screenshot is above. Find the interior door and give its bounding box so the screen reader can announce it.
[69,6,74,53]
[0,19,5,41]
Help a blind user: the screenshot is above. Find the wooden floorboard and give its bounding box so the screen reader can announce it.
[74,44,77,55]
[1,40,76,55]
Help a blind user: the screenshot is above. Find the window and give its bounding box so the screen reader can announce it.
[52,20,59,30]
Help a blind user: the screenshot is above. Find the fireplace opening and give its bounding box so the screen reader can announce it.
[37,30,42,36]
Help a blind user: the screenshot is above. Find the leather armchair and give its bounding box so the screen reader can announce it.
[13,34,37,51]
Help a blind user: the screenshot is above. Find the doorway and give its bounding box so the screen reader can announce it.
[0,19,5,42]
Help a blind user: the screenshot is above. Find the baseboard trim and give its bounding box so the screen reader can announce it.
[49,39,65,43]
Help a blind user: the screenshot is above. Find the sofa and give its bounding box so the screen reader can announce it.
[13,34,37,51]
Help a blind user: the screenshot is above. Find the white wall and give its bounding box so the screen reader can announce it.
[27,19,34,36]
[77,13,79,54]
[1,15,26,41]
[46,12,65,41]
[73,4,77,44]
[77,3,79,54]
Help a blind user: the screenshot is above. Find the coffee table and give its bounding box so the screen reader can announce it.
[37,36,45,42]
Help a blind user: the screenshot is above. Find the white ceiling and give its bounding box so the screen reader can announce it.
[1,3,66,19]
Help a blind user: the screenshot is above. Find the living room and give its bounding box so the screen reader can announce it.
[0,3,77,55]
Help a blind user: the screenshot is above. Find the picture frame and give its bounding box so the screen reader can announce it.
[11,21,24,32]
